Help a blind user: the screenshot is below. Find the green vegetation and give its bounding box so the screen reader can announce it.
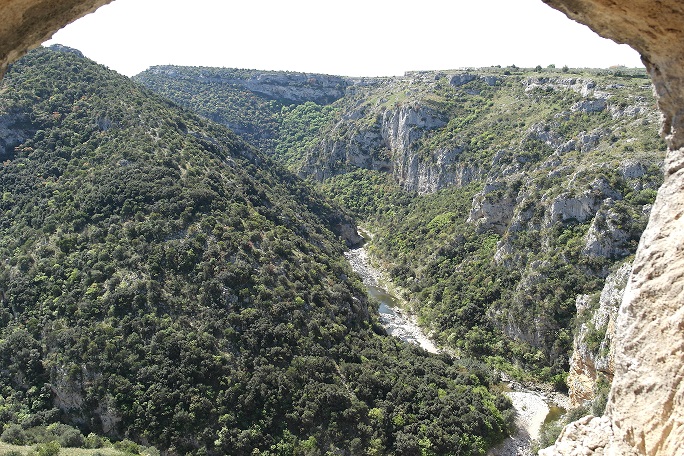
[130,70,282,152]
[532,405,591,453]
[133,66,346,162]
[275,102,337,168]
[138,63,664,388]
[0,439,150,456]
[320,169,405,218]
[0,48,512,455]
[0,425,160,455]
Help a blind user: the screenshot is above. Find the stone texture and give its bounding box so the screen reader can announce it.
[539,416,638,456]
[300,100,486,194]
[567,264,631,407]
[0,0,113,76]
[468,181,517,235]
[606,150,684,455]
[582,205,631,259]
[542,1,684,454]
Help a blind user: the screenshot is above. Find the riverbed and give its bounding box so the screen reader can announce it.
[344,243,439,353]
[344,236,569,455]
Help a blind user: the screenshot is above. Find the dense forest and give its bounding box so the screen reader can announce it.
[0,48,513,455]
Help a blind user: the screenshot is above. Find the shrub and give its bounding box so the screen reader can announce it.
[1,424,27,445]
[57,427,84,448]
[84,433,104,449]
[140,446,160,456]
[534,419,564,452]
[565,405,590,423]
[34,442,60,456]
[114,439,140,454]
[592,390,608,417]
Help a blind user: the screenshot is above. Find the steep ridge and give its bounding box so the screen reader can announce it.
[0,47,513,455]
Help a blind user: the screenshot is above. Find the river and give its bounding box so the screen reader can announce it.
[344,234,569,456]
[344,241,439,353]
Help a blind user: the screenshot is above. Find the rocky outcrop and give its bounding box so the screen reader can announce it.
[0,0,113,76]
[0,110,31,159]
[332,218,364,247]
[301,101,485,193]
[544,178,618,227]
[383,105,483,193]
[567,263,631,407]
[541,1,684,454]
[450,74,499,88]
[539,415,638,456]
[48,366,122,435]
[582,204,633,259]
[468,181,518,235]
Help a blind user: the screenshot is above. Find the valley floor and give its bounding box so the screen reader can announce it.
[344,242,438,353]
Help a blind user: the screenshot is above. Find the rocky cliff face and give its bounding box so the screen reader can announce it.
[540,1,684,455]
[301,69,660,198]
[300,97,483,193]
[567,263,631,407]
[0,111,31,159]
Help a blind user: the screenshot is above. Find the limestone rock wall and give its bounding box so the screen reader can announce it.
[567,263,631,407]
[299,99,485,194]
[0,0,113,76]
[542,1,684,454]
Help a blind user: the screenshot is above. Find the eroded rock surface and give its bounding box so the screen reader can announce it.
[0,0,113,76]
[542,1,684,454]
[539,415,638,456]
[567,263,631,407]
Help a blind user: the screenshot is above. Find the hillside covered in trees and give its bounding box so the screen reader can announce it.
[0,48,513,455]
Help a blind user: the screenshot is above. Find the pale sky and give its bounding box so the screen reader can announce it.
[43,0,643,78]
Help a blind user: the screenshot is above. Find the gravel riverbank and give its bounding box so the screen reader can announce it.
[344,244,439,353]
